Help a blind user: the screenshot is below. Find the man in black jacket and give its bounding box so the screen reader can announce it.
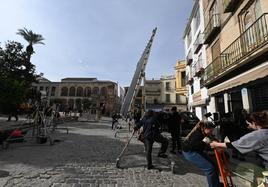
[134,110,169,169]
[169,106,182,154]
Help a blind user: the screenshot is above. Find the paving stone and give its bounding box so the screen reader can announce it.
[51,183,63,187]
[0,119,242,187]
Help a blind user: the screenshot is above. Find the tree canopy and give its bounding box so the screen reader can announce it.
[17,28,45,57]
[0,41,38,113]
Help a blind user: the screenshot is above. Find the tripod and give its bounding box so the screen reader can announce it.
[30,100,54,145]
[2,100,54,149]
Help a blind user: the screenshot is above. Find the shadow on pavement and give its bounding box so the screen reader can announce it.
[67,123,110,130]
[0,121,205,178]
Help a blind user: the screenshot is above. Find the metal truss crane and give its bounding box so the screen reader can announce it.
[120,28,157,117]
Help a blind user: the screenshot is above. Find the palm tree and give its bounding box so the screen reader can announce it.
[17,28,45,59]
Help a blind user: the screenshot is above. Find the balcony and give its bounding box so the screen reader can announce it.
[193,59,204,77]
[203,13,268,85]
[145,89,161,96]
[203,14,221,44]
[223,0,238,13]
[186,68,194,85]
[193,33,203,54]
[186,50,193,65]
[165,87,175,92]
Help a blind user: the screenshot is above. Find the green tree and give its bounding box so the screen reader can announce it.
[17,28,45,60]
[0,41,38,114]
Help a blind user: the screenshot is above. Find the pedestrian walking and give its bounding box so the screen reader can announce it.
[7,105,19,121]
[168,106,182,154]
[134,109,142,125]
[182,120,220,187]
[134,110,169,170]
[112,113,118,130]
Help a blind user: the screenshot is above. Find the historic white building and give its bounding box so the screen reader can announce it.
[183,0,209,119]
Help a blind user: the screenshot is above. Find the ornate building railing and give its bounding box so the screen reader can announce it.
[203,13,268,84]
[203,14,221,44]
[194,32,203,54]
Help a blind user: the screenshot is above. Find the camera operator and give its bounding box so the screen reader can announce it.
[134,110,169,170]
[182,120,219,187]
[211,111,268,170]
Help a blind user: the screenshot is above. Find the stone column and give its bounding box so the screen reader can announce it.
[224,93,229,113]
[241,88,252,112]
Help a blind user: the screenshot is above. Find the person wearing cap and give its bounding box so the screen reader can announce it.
[210,111,268,170]
[182,120,219,187]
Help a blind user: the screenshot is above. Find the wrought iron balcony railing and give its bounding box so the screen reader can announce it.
[186,67,194,85]
[193,58,204,77]
[203,14,221,44]
[165,87,175,92]
[194,33,203,54]
[186,50,193,65]
[223,0,239,13]
[203,13,268,84]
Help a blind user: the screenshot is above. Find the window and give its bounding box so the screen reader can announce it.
[100,87,107,96]
[92,87,99,95]
[187,28,192,48]
[194,6,200,34]
[209,1,218,17]
[69,87,76,96]
[176,94,180,104]
[61,87,68,96]
[166,94,170,103]
[84,87,91,97]
[244,11,253,29]
[191,85,194,95]
[255,0,262,19]
[239,1,263,51]
[240,0,263,31]
[51,87,56,96]
[44,87,49,96]
[166,82,170,91]
[76,87,83,97]
[181,71,186,87]
[39,86,43,91]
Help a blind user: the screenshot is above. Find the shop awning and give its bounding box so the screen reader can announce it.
[208,61,268,95]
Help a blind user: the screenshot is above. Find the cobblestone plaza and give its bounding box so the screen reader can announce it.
[0,118,210,187]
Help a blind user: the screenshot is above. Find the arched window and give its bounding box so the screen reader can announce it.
[61,87,68,96]
[84,87,91,97]
[76,87,83,97]
[92,87,99,95]
[69,87,76,97]
[100,87,107,96]
[244,11,253,29]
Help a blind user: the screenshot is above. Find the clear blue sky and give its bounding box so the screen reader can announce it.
[0,0,193,87]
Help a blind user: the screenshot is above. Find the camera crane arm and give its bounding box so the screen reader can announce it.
[120,28,157,118]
